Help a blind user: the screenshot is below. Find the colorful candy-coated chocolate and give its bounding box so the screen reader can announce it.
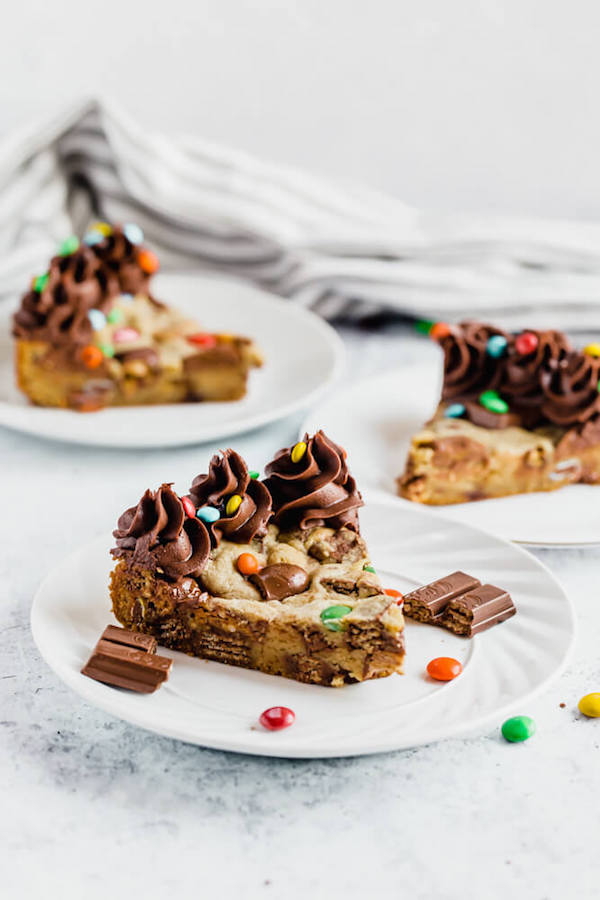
[181,496,196,518]
[237,552,259,575]
[186,333,217,349]
[92,222,113,236]
[196,505,220,523]
[363,564,376,573]
[88,309,107,331]
[259,706,295,731]
[249,470,259,480]
[427,657,463,681]
[83,230,104,246]
[486,334,508,358]
[444,403,466,418]
[99,343,115,358]
[113,327,140,344]
[120,293,134,304]
[501,715,536,742]
[578,693,600,717]
[123,223,144,245]
[430,322,452,340]
[80,345,104,369]
[320,604,352,631]
[415,319,435,335]
[515,332,539,356]
[33,273,49,293]
[225,494,242,516]
[479,390,509,414]
[384,588,404,604]
[291,441,307,464]
[584,343,600,358]
[107,308,124,325]
[138,248,159,274]
[59,235,79,256]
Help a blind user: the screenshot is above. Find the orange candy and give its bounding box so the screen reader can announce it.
[430,322,452,341]
[138,249,160,274]
[80,345,104,369]
[426,657,463,681]
[385,588,404,603]
[237,553,259,576]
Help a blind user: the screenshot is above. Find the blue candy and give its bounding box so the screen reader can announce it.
[486,335,508,358]
[444,403,466,418]
[88,309,107,330]
[83,230,104,246]
[120,293,134,304]
[196,506,220,523]
[123,223,144,245]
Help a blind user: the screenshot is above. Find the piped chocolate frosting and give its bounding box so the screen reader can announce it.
[440,322,509,400]
[112,483,210,580]
[264,430,363,532]
[189,449,272,544]
[90,225,153,296]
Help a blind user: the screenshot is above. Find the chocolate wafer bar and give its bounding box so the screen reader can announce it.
[403,571,481,623]
[440,583,516,636]
[81,626,172,693]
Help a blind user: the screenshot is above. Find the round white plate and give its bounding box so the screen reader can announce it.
[302,366,600,546]
[0,273,344,448]
[31,496,574,758]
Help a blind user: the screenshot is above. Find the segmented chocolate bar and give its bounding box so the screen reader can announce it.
[403,571,481,623]
[441,583,516,636]
[81,626,172,693]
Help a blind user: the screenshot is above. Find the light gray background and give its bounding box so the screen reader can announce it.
[2,1,598,218]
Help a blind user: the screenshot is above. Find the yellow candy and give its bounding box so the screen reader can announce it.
[584,343,600,358]
[291,441,307,464]
[225,494,242,516]
[578,693,600,717]
[93,221,113,236]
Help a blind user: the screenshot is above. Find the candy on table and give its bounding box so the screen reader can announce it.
[58,235,79,256]
[225,494,242,516]
[80,345,104,369]
[479,389,509,415]
[320,604,352,631]
[259,706,295,731]
[444,402,466,419]
[186,333,217,349]
[291,441,307,463]
[578,693,600,717]
[88,309,107,331]
[138,248,160,274]
[426,657,463,681]
[501,715,536,742]
[113,327,141,344]
[514,331,539,355]
[123,223,144,244]
[486,334,508,358]
[181,496,196,518]
[196,505,220,523]
[237,553,259,576]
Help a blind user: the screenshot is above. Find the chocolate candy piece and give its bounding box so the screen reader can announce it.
[403,571,481,623]
[441,583,516,636]
[464,401,521,430]
[81,625,171,693]
[250,564,309,601]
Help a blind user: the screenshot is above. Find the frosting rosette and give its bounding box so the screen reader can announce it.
[502,329,570,413]
[91,225,153,296]
[189,449,272,544]
[112,483,210,579]
[438,321,509,400]
[264,430,363,532]
[540,351,600,426]
[13,246,118,346]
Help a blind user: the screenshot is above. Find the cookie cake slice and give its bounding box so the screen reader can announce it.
[110,431,405,687]
[13,223,262,411]
[399,321,600,504]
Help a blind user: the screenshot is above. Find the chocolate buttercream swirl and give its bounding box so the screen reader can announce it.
[263,430,363,532]
[91,225,152,296]
[189,450,272,544]
[13,246,118,345]
[502,330,571,414]
[540,351,600,426]
[438,321,510,400]
[112,483,210,580]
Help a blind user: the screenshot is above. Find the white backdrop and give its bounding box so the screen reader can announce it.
[1,1,598,218]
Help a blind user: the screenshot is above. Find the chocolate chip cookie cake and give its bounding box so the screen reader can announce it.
[399,321,600,504]
[110,431,405,687]
[13,223,262,411]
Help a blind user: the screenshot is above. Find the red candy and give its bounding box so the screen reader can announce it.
[385,588,404,604]
[187,333,217,349]
[515,331,539,356]
[427,657,463,681]
[259,706,295,731]
[181,496,196,518]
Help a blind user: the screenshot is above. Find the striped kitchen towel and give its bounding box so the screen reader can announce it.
[3,96,600,329]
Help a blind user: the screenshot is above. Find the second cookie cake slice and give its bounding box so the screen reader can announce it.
[109,431,405,686]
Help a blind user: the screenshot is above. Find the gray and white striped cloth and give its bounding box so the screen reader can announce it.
[3,96,600,329]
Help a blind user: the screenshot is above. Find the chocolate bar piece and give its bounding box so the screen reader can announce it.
[403,571,481,623]
[441,583,516,636]
[81,627,171,693]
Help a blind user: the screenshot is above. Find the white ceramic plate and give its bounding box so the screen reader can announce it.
[0,273,344,448]
[31,496,574,758]
[301,366,600,546]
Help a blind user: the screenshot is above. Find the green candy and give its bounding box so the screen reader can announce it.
[99,343,115,358]
[415,319,435,335]
[58,235,79,256]
[363,564,376,574]
[33,273,49,293]
[501,715,536,743]
[249,471,259,479]
[107,308,124,325]
[479,390,509,415]
[321,604,352,632]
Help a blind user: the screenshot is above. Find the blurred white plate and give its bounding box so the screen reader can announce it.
[31,497,574,758]
[301,365,600,546]
[0,273,344,448]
